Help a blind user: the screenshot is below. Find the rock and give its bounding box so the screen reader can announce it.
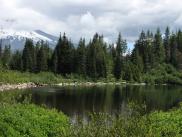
[0,82,41,92]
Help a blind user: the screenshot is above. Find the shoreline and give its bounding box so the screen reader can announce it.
[0,81,170,92]
[0,82,147,92]
[0,82,45,92]
[54,81,147,87]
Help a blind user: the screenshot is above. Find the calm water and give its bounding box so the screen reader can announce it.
[21,85,182,119]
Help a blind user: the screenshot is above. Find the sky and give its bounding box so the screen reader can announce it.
[1,0,182,45]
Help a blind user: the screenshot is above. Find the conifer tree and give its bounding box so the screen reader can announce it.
[2,45,11,68]
[154,28,165,65]
[22,39,35,72]
[164,27,171,63]
[170,34,178,68]
[0,39,2,59]
[10,50,22,70]
[37,43,48,72]
[76,38,86,76]
[113,33,127,80]
[177,30,182,52]
[55,33,74,75]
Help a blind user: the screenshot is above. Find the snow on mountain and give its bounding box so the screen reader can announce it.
[0,29,58,50]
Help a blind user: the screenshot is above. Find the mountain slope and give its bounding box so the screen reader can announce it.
[0,29,58,50]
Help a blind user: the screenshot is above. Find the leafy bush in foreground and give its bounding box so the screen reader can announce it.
[70,103,182,137]
[0,104,70,137]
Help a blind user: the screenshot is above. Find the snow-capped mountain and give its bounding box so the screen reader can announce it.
[0,29,58,50]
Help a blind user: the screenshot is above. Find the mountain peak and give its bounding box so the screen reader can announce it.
[0,29,58,50]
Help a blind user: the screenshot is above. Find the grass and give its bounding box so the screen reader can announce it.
[0,70,90,84]
[0,69,119,85]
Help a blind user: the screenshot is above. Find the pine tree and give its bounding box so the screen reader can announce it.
[22,39,35,72]
[154,28,165,65]
[113,33,127,80]
[54,33,74,75]
[10,50,22,70]
[164,27,170,63]
[170,34,178,68]
[132,47,144,72]
[177,30,182,52]
[86,33,107,78]
[51,48,58,73]
[76,38,86,76]
[37,43,48,72]
[0,39,2,59]
[2,45,11,68]
[86,40,97,78]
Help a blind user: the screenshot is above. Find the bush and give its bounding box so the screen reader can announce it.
[143,64,182,85]
[70,103,182,137]
[0,104,70,137]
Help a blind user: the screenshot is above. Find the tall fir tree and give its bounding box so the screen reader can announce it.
[0,39,2,59]
[113,32,127,80]
[76,38,86,76]
[54,33,74,75]
[10,50,22,70]
[154,28,165,65]
[22,39,36,72]
[2,45,11,68]
[164,27,171,63]
[37,43,48,72]
[170,34,178,68]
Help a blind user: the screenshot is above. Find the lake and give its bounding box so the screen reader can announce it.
[3,85,182,119]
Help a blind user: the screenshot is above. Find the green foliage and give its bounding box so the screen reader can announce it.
[0,104,70,137]
[22,39,36,72]
[154,28,165,64]
[53,33,75,75]
[86,33,107,79]
[0,70,62,84]
[36,42,49,72]
[113,33,127,80]
[75,38,86,76]
[69,103,182,137]
[1,45,11,69]
[9,50,22,70]
[143,64,182,85]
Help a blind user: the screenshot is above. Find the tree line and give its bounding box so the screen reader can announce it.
[0,27,182,81]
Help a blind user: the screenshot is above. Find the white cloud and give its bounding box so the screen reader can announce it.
[1,0,182,43]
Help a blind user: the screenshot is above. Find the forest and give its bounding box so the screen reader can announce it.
[0,27,182,84]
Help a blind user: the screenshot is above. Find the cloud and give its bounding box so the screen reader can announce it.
[1,0,182,43]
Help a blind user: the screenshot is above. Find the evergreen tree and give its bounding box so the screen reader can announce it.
[76,38,86,76]
[86,33,107,78]
[164,27,171,63]
[51,48,58,73]
[113,33,127,80]
[86,40,97,78]
[10,50,22,70]
[37,43,48,72]
[0,39,2,59]
[177,30,182,52]
[170,34,178,68]
[154,28,165,65]
[132,47,144,72]
[22,39,35,72]
[54,33,74,75]
[2,45,11,68]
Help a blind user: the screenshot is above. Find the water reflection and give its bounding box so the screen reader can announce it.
[28,85,182,118]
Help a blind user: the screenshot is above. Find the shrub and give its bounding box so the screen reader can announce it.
[0,104,70,137]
